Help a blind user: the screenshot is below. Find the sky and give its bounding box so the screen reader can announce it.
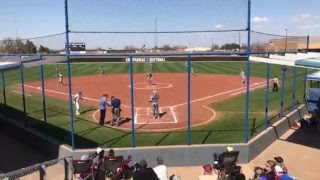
[0,0,319,49]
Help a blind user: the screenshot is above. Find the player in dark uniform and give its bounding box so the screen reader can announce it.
[147,72,153,86]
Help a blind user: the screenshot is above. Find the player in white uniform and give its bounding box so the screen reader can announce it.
[55,63,59,71]
[240,69,245,84]
[147,72,153,86]
[184,62,188,69]
[149,90,160,119]
[149,62,153,70]
[191,67,196,77]
[100,66,105,76]
[74,90,83,115]
[57,72,64,86]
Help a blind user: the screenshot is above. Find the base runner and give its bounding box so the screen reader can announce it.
[149,90,160,119]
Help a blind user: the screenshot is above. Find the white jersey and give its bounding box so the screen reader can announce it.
[149,94,159,104]
[240,71,245,78]
[74,93,81,103]
[273,77,279,84]
[58,73,63,81]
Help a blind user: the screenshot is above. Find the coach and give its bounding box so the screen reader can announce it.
[99,94,108,125]
[110,96,121,126]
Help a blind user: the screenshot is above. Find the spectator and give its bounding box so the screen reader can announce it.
[99,94,108,125]
[274,165,294,180]
[272,76,279,92]
[274,157,288,173]
[291,111,319,130]
[133,159,159,180]
[253,167,265,180]
[169,175,181,180]
[264,160,276,180]
[198,164,217,180]
[153,157,168,180]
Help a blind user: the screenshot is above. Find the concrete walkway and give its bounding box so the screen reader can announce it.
[249,128,320,179]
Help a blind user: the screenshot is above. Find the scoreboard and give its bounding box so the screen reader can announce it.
[68,42,86,51]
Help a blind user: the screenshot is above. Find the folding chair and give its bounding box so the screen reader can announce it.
[213,151,240,176]
[104,156,124,179]
[72,159,94,180]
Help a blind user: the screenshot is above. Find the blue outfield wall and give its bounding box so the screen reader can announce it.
[0,104,305,167]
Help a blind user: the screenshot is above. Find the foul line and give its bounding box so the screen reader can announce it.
[21,71,301,110]
[12,90,32,97]
[170,107,178,123]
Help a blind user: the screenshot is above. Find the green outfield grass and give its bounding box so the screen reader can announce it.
[0,61,309,148]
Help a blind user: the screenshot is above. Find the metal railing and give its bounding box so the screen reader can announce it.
[0,156,72,180]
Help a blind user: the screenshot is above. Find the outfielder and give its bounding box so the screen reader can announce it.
[149,61,153,70]
[240,69,245,84]
[149,90,160,119]
[74,90,83,115]
[100,66,105,76]
[184,62,188,69]
[147,72,153,86]
[57,72,64,86]
[55,63,59,71]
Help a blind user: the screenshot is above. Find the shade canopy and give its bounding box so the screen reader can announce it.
[249,52,320,69]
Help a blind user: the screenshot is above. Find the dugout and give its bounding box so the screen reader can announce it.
[305,71,320,113]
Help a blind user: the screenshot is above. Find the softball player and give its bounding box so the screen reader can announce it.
[191,67,196,77]
[240,69,245,84]
[149,62,153,70]
[57,72,64,86]
[74,90,83,115]
[100,66,105,76]
[184,62,188,69]
[149,90,160,119]
[55,63,59,71]
[147,72,153,86]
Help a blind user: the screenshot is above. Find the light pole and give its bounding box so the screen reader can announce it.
[238,32,241,51]
[285,29,288,53]
[154,16,158,51]
[211,37,214,51]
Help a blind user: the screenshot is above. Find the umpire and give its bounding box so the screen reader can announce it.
[99,94,108,125]
[110,96,121,126]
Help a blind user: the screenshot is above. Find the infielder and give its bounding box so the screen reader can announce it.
[240,69,245,84]
[191,67,196,77]
[57,72,64,86]
[100,66,105,76]
[147,72,153,86]
[149,90,160,119]
[74,90,83,115]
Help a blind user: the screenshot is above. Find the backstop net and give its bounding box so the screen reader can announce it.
[67,0,249,52]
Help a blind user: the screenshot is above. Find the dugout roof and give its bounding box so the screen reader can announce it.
[307,71,320,81]
[0,56,67,71]
[249,52,320,69]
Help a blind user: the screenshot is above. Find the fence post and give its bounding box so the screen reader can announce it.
[304,68,308,103]
[264,62,270,129]
[280,66,286,119]
[39,165,46,180]
[187,54,191,145]
[64,0,75,149]
[63,158,69,180]
[291,67,297,111]
[40,61,48,137]
[306,36,310,53]
[20,62,27,128]
[244,0,251,143]
[129,55,135,148]
[1,71,7,119]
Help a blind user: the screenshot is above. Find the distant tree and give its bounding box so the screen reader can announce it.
[38,45,50,53]
[25,40,37,54]
[220,43,240,50]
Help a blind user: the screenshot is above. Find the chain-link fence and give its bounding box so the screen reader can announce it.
[0,156,71,180]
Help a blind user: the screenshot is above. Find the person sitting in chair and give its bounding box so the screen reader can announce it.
[212,146,239,176]
[291,111,319,130]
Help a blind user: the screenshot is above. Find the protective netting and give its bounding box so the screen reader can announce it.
[250,31,308,53]
[0,33,66,54]
[67,0,248,50]
[0,157,70,180]
[69,30,247,51]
